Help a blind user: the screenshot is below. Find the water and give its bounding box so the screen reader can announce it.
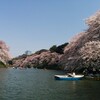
[0,68,100,100]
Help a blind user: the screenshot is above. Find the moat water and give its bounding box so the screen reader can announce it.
[0,68,100,100]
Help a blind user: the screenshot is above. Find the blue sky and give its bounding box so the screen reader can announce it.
[0,0,100,57]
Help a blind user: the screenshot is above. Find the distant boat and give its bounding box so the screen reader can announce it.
[13,66,17,69]
[54,73,84,80]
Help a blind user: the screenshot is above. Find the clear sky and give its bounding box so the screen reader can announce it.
[0,0,100,57]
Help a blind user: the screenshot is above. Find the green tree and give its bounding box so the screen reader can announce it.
[49,45,57,52]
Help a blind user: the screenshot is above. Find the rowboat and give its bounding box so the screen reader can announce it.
[54,73,84,80]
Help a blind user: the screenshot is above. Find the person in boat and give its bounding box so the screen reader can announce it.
[73,72,75,76]
[68,72,76,77]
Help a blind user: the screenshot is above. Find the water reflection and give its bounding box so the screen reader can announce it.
[72,81,76,90]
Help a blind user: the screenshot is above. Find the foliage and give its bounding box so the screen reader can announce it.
[13,54,27,60]
[49,43,68,54]
[35,49,48,54]
[60,10,100,72]
[49,45,57,53]
[25,50,32,55]
[0,61,6,67]
[56,43,69,54]
[8,60,13,65]
[80,41,100,69]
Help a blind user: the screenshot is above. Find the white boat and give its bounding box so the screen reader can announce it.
[54,73,84,80]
